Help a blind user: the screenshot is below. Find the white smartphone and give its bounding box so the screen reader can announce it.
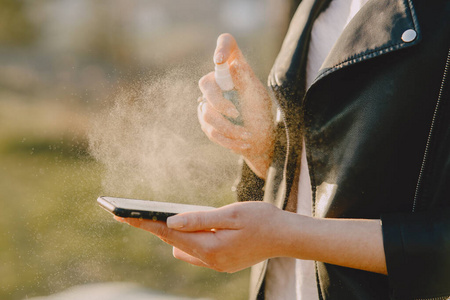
[97,196,215,221]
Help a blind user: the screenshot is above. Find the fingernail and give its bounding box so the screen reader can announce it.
[226,107,240,118]
[214,53,224,64]
[241,132,252,140]
[167,216,185,229]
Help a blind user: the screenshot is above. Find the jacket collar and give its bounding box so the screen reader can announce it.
[313,0,421,85]
[268,0,331,91]
[269,0,421,92]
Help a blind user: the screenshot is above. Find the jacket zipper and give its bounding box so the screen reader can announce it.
[412,48,450,300]
[415,297,449,300]
[412,47,450,212]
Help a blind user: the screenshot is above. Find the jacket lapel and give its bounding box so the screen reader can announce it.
[313,0,421,85]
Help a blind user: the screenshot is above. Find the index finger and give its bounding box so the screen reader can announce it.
[214,33,241,65]
[119,217,217,255]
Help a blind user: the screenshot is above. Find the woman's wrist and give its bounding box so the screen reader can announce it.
[273,211,387,274]
[266,210,312,258]
[242,124,275,179]
[244,153,272,179]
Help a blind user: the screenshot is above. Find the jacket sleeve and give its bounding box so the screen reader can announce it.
[381,128,450,300]
[381,208,450,299]
[233,157,265,202]
[381,47,450,299]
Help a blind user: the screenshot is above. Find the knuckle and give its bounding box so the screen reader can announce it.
[198,105,206,120]
[195,214,208,229]
[154,225,170,240]
[203,111,223,129]
[209,129,223,141]
[216,102,229,114]
[205,128,215,140]
[205,126,216,138]
[198,75,208,88]
[198,73,214,89]
[227,206,241,222]
[202,107,212,122]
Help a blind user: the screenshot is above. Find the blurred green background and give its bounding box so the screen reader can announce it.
[0,0,295,299]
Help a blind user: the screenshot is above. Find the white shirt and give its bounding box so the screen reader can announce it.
[265,0,369,299]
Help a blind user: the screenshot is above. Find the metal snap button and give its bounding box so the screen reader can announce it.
[401,29,417,43]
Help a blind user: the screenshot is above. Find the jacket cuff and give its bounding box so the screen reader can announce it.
[381,208,450,299]
[233,158,265,202]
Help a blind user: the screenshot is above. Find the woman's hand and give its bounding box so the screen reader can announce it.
[198,33,275,179]
[117,202,292,273]
[116,201,387,275]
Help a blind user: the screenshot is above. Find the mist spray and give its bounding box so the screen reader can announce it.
[214,62,243,126]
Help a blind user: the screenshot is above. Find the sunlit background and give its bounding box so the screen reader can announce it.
[0,1,297,299]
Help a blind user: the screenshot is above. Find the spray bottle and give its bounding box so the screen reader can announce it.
[214,62,243,126]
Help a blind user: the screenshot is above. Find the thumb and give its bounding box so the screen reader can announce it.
[214,33,244,65]
[167,206,241,231]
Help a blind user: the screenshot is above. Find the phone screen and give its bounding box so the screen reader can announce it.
[97,196,215,221]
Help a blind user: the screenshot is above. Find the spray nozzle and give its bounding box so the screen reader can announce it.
[215,62,234,91]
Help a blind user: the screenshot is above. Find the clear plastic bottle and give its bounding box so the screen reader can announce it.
[214,62,243,126]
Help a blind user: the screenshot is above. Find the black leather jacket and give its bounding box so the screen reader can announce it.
[236,0,450,299]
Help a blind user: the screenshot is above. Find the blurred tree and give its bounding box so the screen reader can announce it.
[83,2,132,66]
[0,0,37,46]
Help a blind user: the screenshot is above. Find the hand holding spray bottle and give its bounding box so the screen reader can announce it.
[214,62,243,126]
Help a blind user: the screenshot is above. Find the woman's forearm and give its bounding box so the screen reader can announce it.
[279,211,388,275]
